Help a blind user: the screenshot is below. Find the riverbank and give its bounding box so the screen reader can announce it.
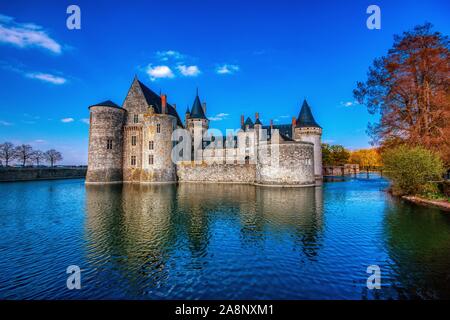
[403,195,450,212]
[0,167,87,182]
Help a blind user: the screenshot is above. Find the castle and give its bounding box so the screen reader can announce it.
[86,77,323,186]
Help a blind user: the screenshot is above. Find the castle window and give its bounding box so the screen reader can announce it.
[106,139,113,150]
[156,123,161,133]
[245,136,250,147]
[131,156,136,166]
[148,154,154,165]
[131,135,137,146]
[133,114,139,123]
[149,141,154,150]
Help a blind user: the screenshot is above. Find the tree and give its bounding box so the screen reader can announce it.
[44,149,63,167]
[0,142,16,166]
[31,150,45,166]
[354,23,450,165]
[382,145,444,196]
[322,144,350,166]
[349,148,383,172]
[14,144,34,166]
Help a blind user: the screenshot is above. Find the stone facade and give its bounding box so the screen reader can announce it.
[86,105,126,183]
[256,141,315,186]
[177,162,256,183]
[86,77,323,187]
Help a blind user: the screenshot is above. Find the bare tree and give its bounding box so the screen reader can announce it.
[31,150,45,166]
[14,144,34,167]
[44,149,63,167]
[0,142,16,166]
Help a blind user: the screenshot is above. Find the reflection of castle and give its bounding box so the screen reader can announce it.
[86,77,322,186]
[84,183,325,292]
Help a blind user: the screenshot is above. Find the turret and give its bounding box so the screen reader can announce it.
[294,99,322,179]
[186,89,209,135]
[86,100,126,183]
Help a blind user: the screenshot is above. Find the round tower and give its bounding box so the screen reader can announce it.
[256,139,316,187]
[86,100,126,183]
[294,100,322,180]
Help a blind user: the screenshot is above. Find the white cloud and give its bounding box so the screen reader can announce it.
[0,120,12,126]
[34,139,46,144]
[177,65,200,77]
[80,118,90,124]
[146,65,174,81]
[0,14,62,54]
[26,72,67,85]
[61,118,74,123]
[216,64,239,75]
[340,100,359,107]
[156,50,185,61]
[209,113,230,121]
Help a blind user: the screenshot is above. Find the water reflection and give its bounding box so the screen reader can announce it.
[383,196,450,299]
[85,183,324,298]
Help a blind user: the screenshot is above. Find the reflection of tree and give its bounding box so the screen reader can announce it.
[85,183,177,297]
[383,198,450,299]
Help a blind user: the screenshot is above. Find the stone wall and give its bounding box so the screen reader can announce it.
[323,164,360,176]
[0,167,87,182]
[123,114,177,183]
[86,106,126,183]
[256,141,315,186]
[177,162,256,183]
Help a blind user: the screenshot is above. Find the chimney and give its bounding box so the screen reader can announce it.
[173,103,176,110]
[270,119,273,129]
[161,94,167,114]
[292,116,296,126]
[240,115,245,128]
[202,102,206,114]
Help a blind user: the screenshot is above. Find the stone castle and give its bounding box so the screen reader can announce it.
[86,77,323,186]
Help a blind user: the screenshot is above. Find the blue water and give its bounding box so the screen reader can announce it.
[0,175,449,299]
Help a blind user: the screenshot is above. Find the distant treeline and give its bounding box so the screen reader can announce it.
[0,142,63,167]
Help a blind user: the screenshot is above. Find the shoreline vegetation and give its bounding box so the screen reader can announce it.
[402,195,450,212]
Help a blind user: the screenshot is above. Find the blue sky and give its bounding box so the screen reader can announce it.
[0,0,448,164]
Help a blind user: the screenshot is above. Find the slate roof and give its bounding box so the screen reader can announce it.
[190,92,207,119]
[137,80,183,127]
[262,124,293,139]
[89,100,122,109]
[244,117,254,128]
[296,100,321,128]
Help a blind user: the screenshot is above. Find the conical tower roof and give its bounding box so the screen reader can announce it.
[190,90,207,119]
[296,99,321,128]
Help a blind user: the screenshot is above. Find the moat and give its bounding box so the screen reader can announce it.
[1,174,449,299]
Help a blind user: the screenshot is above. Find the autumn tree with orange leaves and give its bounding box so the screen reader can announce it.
[354,23,450,165]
